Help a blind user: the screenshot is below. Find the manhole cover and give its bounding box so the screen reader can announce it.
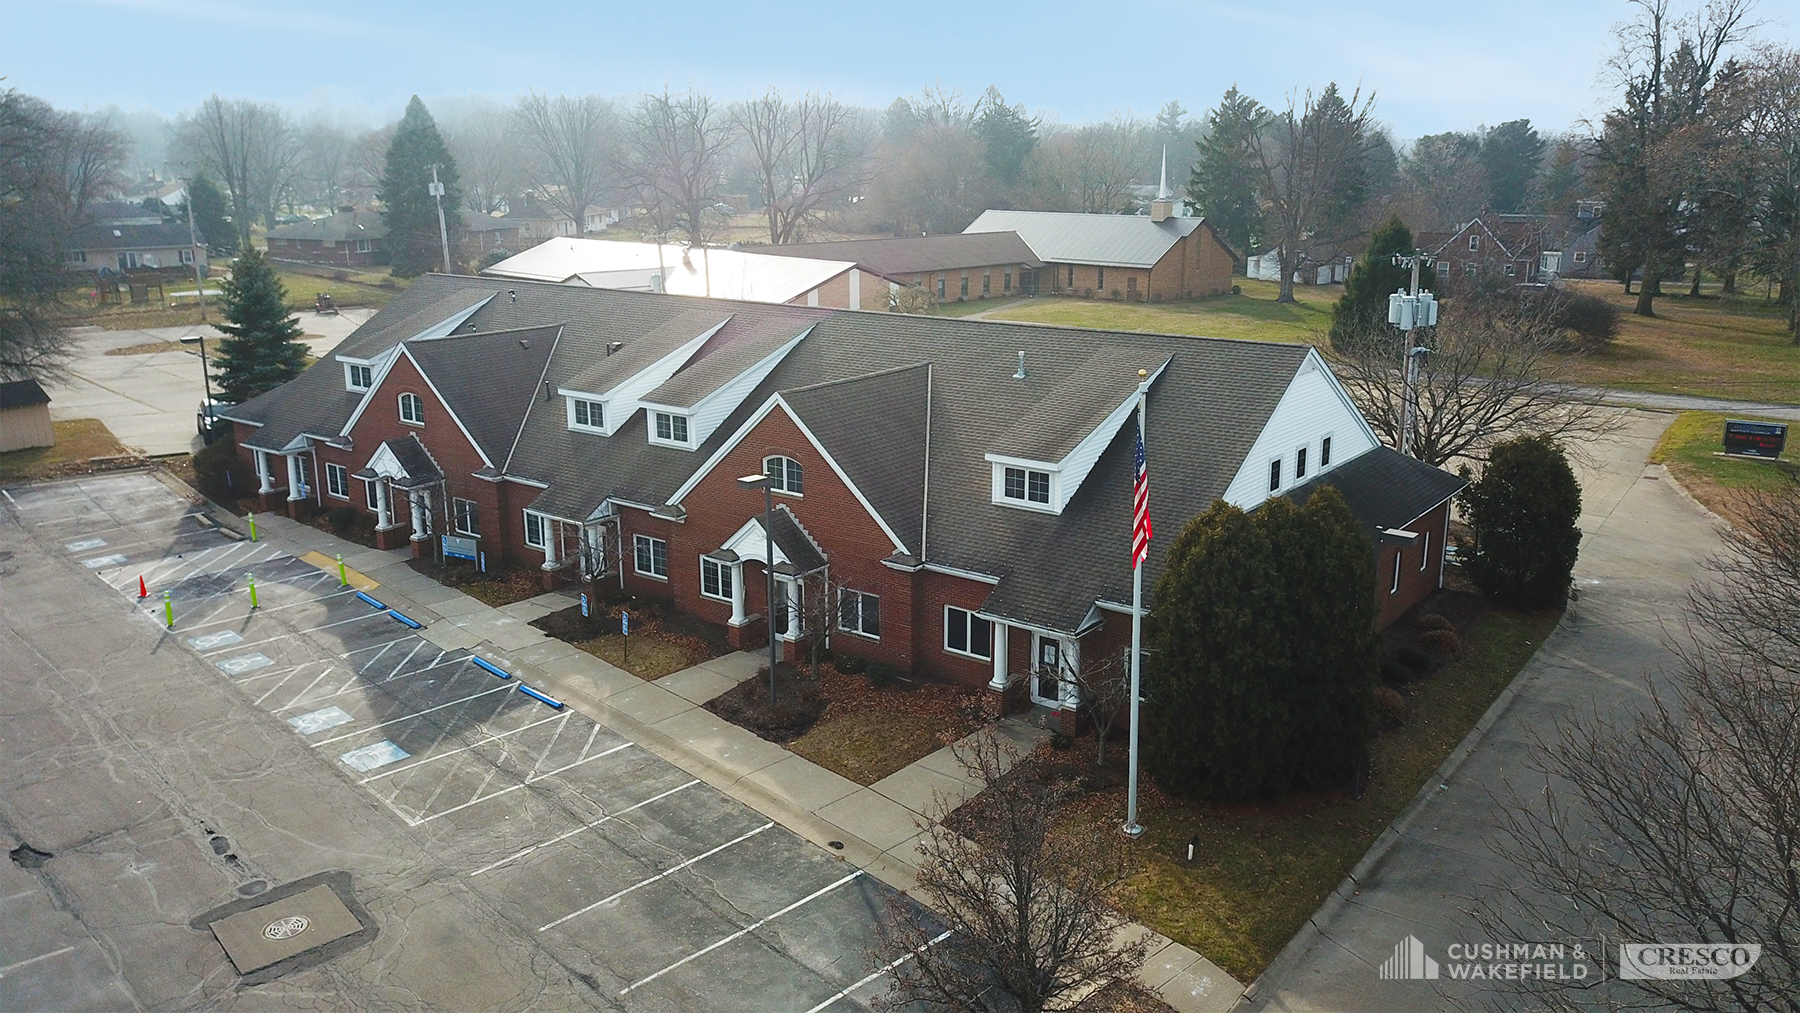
[209,885,360,973]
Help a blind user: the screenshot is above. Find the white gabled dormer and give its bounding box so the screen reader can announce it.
[555,319,725,438]
[1220,347,1380,508]
[337,348,396,393]
[985,354,1170,515]
[639,326,811,452]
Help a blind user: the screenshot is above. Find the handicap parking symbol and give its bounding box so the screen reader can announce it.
[215,653,274,675]
[288,706,355,735]
[186,630,244,651]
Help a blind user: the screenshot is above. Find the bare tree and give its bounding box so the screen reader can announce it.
[622,87,733,247]
[346,125,394,207]
[1066,650,1132,767]
[733,88,871,245]
[514,92,618,238]
[1248,84,1378,303]
[1024,117,1146,215]
[444,102,523,215]
[1330,287,1625,467]
[173,96,299,250]
[880,731,1149,1012]
[295,119,351,212]
[1480,474,1800,1012]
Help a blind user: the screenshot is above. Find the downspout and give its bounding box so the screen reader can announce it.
[919,364,932,560]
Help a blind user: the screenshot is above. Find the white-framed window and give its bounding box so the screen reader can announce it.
[355,238,371,253]
[399,392,424,425]
[1464,263,1477,277]
[1268,458,1282,492]
[1573,251,1589,264]
[1436,261,1450,277]
[66,249,87,264]
[1504,263,1517,277]
[634,535,668,579]
[700,556,733,601]
[363,478,380,510]
[1391,551,1403,594]
[1420,530,1431,571]
[324,462,349,499]
[764,455,803,495]
[944,606,992,661]
[1002,466,1051,505]
[1295,445,1308,480]
[453,497,480,537]
[838,588,880,639]
[1468,235,1480,251]
[523,510,549,549]
[569,397,604,433]
[1321,435,1333,468]
[652,411,689,445]
[180,248,194,265]
[345,363,373,392]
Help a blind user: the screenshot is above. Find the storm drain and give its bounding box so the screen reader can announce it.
[209,885,362,974]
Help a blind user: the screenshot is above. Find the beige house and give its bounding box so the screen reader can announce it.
[0,379,53,453]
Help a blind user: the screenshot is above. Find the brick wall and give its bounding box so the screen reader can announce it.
[1147,228,1235,301]
[1046,263,1152,300]
[910,264,1036,302]
[1374,499,1452,629]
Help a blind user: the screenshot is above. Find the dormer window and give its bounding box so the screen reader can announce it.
[568,397,605,434]
[652,411,689,446]
[345,363,373,392]
[1005,467,1050,504]
[992,461,1057,511]
[764,455,803,495]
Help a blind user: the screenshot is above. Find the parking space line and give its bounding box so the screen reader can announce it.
[157,567,329,608]
[413,742,632,824]
[381,641,427,681]
[268,665,342,710]
[308,683,514,746]
[140,542,241,584]
[227,658,326,687]
[538,822,776,932]
[1,888,36,904]
[799,930,954,1013]
[184,587,362,629]
[619,871,866,995]
[206,610,391,654]
[273,652,465,711]
[0,945,77,978]
[470,779,703,877]
[359,711,570,783]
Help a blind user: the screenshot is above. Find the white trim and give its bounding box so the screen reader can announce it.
[398,391,426,426]
[836,587,881,640]
[1420,529,1431,571]
[923,562,1001,585]
[343,362,374,393]
[554,319,724,437]
[324,461,350,499]
[647,410,691,448]
[993,463,1057,512]
[762,455,804,497]
[397,345,494,467]
[700,556,733,601]
[452,496,481,538]
[633,534,669,580]
[641,325,811,449]
[523,509,550,549]
[667,394,910,555]
[566,396,606,434]
[943,605,993,661]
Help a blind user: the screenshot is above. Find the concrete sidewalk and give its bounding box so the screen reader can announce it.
[220,504,1241,1013]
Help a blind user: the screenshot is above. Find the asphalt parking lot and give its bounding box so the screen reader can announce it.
[0,472,918,1011]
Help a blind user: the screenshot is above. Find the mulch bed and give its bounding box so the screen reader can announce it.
[532,600,720,680]
[408,556,542,607]
[708,652,984,755]
[706,662,828,741]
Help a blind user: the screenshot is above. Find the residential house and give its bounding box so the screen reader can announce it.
[223,276,1462,730]
[1245,248,1353,286]
[461,211,526,263]
[63,222,201,273]
[1540,223,1606,280]
[754,232,1044,302]
[963,205,1235,302]
[483,238,897,310]
[1418,214,1550,285]
[87,200,169,227]
[0,379,53,453]
[266,210,389,268]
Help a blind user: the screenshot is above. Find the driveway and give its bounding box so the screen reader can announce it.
[47,309,374,457]
[1238,410,1723,1011]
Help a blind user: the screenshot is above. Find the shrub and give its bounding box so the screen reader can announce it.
[866,661,898,688]
[1372,686,1409,729]
[1552,291,1621,350]
[1419,628,1463,656]
[1050,731,1074,751]
[1417,613,1454,633]
[1396,645,1431,672]
[1460,435,1583,609]
[1381,659,1415,686]
[325,505,358,532]
[1231,284,1241,295]
[835,653,868,675]
[191,431,242,504]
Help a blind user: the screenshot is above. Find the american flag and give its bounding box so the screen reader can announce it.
[1132,418,1152,569]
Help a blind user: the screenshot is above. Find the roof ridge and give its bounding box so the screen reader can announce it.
[405,321,565,343]
[780,361,930,396]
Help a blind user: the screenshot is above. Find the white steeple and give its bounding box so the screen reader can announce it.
[1157,144,1171,201]
[1151,145,1175,221]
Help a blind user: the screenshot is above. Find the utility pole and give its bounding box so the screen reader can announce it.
[186,188,207,322]
[1388,252,1439,457]
[429,165,452,275]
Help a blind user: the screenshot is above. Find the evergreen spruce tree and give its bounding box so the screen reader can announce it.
[211,248,306,403]
[184,172,236,256]
[1187,86,1265,258]
[1328,214,1421,351]
[1460,435,1583,609]
[1143,487,1377,800]
[379,96,463,277]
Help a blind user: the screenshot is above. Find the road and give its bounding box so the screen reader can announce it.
[1239,410,1722,1012]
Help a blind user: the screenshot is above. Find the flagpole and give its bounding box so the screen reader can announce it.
[1123,368,1149,838]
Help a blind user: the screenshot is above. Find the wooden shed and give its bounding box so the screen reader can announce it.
[0,379,54,452]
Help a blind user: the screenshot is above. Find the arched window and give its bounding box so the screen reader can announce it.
[399,392,424,425]
[764,455,802,495]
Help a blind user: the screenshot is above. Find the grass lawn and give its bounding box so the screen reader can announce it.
[924,297,1022,318]
[1041,608,1560,983]
[980,279,1335,344]
[1555,281,1800,403]
[789,710,960,785]
[575,632,706,681]
[272,266,403,310]
[1650,410,1795,527]
[0,419,135,482]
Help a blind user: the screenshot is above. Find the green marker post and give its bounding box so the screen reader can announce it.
[246,511,257,542]
[163,589,173,630]
[337,553,347,587]
[247,573,259,609]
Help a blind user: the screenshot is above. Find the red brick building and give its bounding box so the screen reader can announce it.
[224,276,1461,726]
[266,210,389,268]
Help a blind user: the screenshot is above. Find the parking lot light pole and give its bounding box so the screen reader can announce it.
[179,335,216,439]
[737,472,779,706]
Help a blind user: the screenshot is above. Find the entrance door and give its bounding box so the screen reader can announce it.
[1031,635,1062,708]
[772,578,790,639]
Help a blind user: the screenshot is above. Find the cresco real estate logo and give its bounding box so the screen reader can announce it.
[1619,943,1761,980]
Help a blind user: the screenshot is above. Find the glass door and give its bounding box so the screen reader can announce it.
[1031,636,1062,707]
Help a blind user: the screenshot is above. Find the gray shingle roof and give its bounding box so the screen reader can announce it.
[68,222,198,251]
[406,325,559,467]
[384,435,443,488]
[964,209,1210,269]
[0,379,50,409]
[1285,446,1466,539]
[781,363,931,555]
[991,346,1166,462]
[267,211,388,243]
[766,507,827,574]
[755,232,1043,276]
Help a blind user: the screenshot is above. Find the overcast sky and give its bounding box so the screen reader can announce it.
[6,0,1796,139]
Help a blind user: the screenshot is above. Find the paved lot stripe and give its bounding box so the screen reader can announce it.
[138,542,244,584]
[538,822,776,932]
[263,664,342,709]
[358,711,572,783]
[297,550,378,591]
[469,779,703,876]
[0,945,78,978]
[309,683,514,746]
[413,742,633,824]
[185,586,362,628]
[620,871,866,995]
[800,930,954,1013]
[272,652,462,711]
[210,610,392,654]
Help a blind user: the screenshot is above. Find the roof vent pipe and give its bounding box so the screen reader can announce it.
[606,341,623,356]
[542,380,551,401]
[1014,351,1026,380]
[508,289,517,303]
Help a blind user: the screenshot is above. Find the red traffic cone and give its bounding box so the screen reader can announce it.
[138,575,148,598]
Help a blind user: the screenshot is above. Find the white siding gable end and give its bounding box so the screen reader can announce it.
[1220,349,1379,508]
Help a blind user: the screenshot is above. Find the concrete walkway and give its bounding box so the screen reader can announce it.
[213,504,1240,1013]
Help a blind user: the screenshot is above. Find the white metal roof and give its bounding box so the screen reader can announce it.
[963,209,1209,269]
[482,238,856,305]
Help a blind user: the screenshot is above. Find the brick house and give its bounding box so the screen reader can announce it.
[754,232,1046,302]
[223,275,1461,727]
[266,210,388,268]
[1418,214,1550,286]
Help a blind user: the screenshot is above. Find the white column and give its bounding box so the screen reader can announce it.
[728,562,746,626]
[374,479,393,530]
[409,491,427,542]
[541,520,560,571]
[254,450,273,493]
[988,620,1010,691]
[1060,637,1081,708]
[284,454,303,502]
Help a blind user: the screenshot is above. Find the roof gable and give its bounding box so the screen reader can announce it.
[964,209,1205,268]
